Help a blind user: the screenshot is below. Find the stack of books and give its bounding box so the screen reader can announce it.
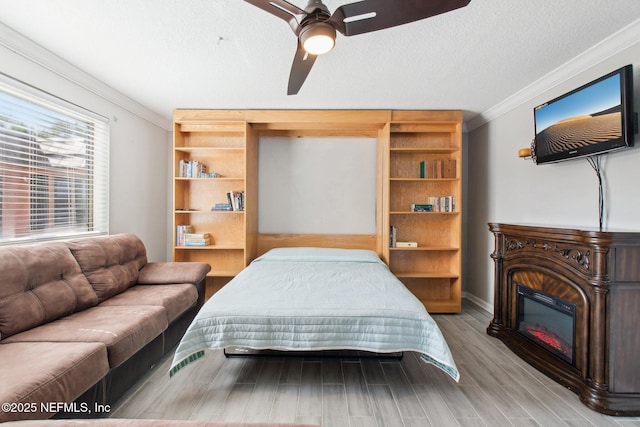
[212,203,232,211]
[183,232,212,247]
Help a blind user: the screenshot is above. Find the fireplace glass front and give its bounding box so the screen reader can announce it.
[516,284,576,365]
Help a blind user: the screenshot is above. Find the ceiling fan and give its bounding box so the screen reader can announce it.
[244,0,472,95]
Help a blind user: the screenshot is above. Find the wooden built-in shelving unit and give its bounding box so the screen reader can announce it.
[383,112,463,312]
[173,110,462,311]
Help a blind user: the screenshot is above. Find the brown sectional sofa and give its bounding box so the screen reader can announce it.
[0,234,210,423]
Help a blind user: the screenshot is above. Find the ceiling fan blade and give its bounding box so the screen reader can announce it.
[328,0,471,36]
[287,41,317,95]
[244,0,305,31]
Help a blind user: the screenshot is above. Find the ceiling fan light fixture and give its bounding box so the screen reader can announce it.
[300,22,336,55]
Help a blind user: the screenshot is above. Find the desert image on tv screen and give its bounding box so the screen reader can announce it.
[535,73,622,158]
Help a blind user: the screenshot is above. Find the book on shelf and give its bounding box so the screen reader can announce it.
[443,159,456,178]
[184,232,210,239]
[212,203,232,211]
[184,238,211,247]
[435,159,443,178]
[175,224,193,247]
[411,203,433,212]
[389,225,397,247]
[396,241,418,248]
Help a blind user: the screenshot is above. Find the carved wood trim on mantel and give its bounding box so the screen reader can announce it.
[504,237,591,274]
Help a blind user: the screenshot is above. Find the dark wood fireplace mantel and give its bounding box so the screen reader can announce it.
[487,223,640,416]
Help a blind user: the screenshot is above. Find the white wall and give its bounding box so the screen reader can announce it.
[0,24,172,261]
[465,32,640,311]
[258,137,378,234]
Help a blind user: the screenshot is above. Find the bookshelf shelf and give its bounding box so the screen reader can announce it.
[174,177,244,181]
[390,148,458,154]
[394,272,460,279]
[390,246,459,251]
[174,210,245,214]
[208,269,243,278]
[175,244,245,250]
[174,147,245,153]
[389,177,459,182]
[390,211,460,215]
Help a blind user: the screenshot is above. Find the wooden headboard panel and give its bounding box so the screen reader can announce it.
[257,233,379,257]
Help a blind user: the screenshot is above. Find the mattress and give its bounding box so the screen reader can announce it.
[169,247,459,381]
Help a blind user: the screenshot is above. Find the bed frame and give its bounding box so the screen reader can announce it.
[256,233,380,257]
[223,347,403,360]
[171,236,459,381]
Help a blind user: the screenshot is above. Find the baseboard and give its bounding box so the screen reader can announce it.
[462,292,493,314]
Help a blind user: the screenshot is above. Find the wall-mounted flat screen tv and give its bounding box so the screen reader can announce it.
[533,64,634,164]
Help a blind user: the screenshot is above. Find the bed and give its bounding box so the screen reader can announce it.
[169,246,459,382]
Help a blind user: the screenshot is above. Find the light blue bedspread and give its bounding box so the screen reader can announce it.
[170,247,459,381]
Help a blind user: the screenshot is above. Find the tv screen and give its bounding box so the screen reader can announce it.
[533,65,634,164]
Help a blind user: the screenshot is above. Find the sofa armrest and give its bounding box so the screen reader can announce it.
[137,262,210,285]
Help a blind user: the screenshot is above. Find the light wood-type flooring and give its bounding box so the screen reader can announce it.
[111,301,640,426]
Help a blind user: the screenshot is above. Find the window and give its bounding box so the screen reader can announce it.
[0,177,3,234]
[0,74,109,244]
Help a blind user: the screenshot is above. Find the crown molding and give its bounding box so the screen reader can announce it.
[466,18,640,132]
[0,22,172,131]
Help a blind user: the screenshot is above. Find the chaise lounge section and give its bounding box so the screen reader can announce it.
[0,234,210,422]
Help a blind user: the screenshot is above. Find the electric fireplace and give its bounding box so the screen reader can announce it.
[488,223,640,416]
[516,284,575,365]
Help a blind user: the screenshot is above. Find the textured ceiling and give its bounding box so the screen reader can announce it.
[1,0,639,126]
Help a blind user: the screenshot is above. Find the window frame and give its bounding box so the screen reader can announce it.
[0,73,109,245]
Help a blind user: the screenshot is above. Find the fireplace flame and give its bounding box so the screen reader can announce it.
[521,322,572,358]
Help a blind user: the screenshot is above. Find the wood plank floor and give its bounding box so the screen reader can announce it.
[111,301,640,426]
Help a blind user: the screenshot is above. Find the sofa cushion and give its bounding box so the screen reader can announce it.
[0,243,98,340]
[99,284,198,323]
[2,305,168,368]
[137,262,211,285]
[67,234,148,303]
[0,341,109,422]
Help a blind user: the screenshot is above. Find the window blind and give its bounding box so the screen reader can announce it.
[0,74,109,245]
